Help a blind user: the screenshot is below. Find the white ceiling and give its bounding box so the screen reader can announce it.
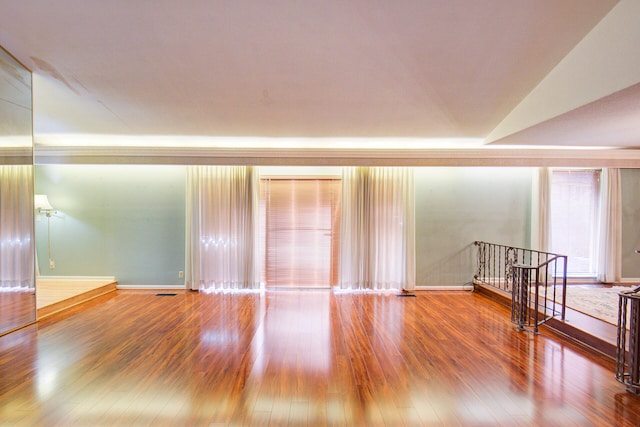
[488,82,640,148]
[1,0,639,151]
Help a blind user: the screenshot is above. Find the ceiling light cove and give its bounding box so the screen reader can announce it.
[34,135,487,150]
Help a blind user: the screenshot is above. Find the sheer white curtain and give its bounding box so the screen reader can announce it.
[339,167,415,291]
[597,168,621,283]
[0,165,34,290]
[185,166,260,292]
[531,167,551,252]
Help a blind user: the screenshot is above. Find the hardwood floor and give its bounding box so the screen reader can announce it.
[1,289,640,426]
[475,283,622,359]
[36,277,117,317]
[0,290,35,335]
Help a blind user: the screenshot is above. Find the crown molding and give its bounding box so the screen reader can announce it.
[0,146,32,165]
[34,145,640,167]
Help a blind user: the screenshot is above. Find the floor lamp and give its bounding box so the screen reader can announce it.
[34,194,56,270]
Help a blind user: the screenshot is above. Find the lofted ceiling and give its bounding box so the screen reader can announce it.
[1,0,639,152]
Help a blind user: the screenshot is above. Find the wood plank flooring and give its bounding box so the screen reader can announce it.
[1,289,640,426]
[475,284,621,359]
[36,277,117,309]
[0,291,35,336]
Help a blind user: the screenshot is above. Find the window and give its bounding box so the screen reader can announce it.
[260,178,341,287]
[550,169,600,277]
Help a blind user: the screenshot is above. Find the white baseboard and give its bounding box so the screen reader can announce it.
[38,275,116,281]
[116,285,187,290]
[415,285,473,291]
[620,278,640,284]
[116,284,474,291]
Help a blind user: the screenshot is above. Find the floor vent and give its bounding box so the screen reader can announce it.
[396,293,416,298]
[156,293,177,297]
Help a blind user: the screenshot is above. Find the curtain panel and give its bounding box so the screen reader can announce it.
[0,165,34,289]
[339,167,415,291]
[532,167,551,253]
[597,168,622,283]
[185,166,260,292]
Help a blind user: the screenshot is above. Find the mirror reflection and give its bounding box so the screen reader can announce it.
[0,45,35,335]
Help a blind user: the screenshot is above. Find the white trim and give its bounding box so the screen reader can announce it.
[117,284,478,291]
[116,285,187,290]
[415,285,473,291]
[34,145,640,168]
[38,275,116,282]
[0,146,31,165]
[620,278,640,284]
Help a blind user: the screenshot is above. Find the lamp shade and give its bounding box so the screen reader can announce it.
[34,194,54,211]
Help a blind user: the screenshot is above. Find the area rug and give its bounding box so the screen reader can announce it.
[555,285,639,325]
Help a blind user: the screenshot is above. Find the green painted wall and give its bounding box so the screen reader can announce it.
[621,169,640,279]
[415,167,533,287]
[35,165,535,288]
[32,165,640,287]
[35,165,186,287]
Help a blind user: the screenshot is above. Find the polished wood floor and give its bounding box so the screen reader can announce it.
[1,289,640,426]
[0,291,35,335]
[36,277,117,310]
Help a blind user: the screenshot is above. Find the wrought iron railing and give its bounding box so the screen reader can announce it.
[473,241,568,331]
[616,287,640,394]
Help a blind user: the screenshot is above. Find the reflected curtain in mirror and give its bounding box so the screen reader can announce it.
[339,167,415,291]
[0,165,34,289]
[185,166,260,292]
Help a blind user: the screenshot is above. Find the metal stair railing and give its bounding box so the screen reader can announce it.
[473,241,568,331]
[616,287,640,395]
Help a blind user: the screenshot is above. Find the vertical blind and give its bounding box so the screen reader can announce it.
[260,178,341,288]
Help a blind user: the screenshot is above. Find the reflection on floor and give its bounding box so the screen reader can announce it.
[547,305,619,357]
[36,276,117,319]
[476,284,629,359]
[548,284,636,359]
[0,290,35,334]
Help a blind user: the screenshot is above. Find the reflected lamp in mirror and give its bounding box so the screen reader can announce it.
[35,194,55,217]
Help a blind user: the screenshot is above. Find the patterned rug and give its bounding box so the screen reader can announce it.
[560,285,638,325]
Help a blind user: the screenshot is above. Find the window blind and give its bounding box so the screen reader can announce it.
[260,178,341,287]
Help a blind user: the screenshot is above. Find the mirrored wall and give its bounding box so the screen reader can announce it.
[0,45,35,335]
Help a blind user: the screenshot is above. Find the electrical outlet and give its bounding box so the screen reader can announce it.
[49,260,55,269]
[178,271,184,279]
